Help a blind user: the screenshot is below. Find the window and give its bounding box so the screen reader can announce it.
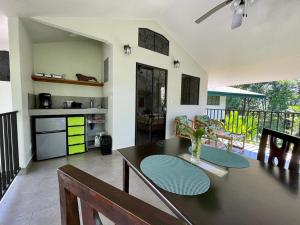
[0,51,10,81]
[207,96,220,105]
[181,74,200,105]
[138,28,169,56]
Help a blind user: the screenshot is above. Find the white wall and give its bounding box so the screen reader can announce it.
[0,15,9,51]
[0,81,12,113]
[206,96,226,120]
[33,41,103,97]
[33,17,209,150]
[8,17,34,168]
[0,15,12,113]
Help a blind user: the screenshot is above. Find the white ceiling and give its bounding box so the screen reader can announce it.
[0,0,300,86]
[159,0,300,86]
[0,0,174,18]
[22,19,96,43]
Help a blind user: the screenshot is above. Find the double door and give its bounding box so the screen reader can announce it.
[135,63,167,145]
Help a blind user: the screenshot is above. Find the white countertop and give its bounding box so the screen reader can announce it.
[29,108,108,116]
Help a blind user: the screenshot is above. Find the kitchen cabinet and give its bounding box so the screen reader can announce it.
[33,112,106,160]
[67,116,86,155]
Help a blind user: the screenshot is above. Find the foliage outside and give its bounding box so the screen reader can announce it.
[222,79,300,140]
[226,79,300,111]
[224,111,258,142]
[223,110,300,141]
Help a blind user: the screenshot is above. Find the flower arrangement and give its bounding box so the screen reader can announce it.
[181,124,217,161]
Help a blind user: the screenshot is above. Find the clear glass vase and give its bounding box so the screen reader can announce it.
[191,137,202,162]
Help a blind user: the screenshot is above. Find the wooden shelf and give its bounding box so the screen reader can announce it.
[31,75,104,87]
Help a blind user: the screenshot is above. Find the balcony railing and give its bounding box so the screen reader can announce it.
[0,111,20,200]
[207,109,300,142]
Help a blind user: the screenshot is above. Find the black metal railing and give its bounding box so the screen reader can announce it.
[206,109,300,142]
[0,111,20,200]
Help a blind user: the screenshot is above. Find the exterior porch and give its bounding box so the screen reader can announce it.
[0,1,300,224]
[0,139,264,225]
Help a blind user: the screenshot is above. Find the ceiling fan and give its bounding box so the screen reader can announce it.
[195,0,256,29]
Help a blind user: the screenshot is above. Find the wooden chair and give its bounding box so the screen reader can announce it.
[209,119,246,150]
[175,116,193,139]
[58,165,184,225]
[195,115,246,150]
[258,128,300,171]
[194,115,210,129]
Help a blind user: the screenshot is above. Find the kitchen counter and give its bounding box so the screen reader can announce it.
[29,108,108,116]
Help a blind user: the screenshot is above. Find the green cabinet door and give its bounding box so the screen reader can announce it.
[68,117,85,126]
[68,135,85,145]
[68,126,85,136]
[67,116,86,155]
[68,144,85,155]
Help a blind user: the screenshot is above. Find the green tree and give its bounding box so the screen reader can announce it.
[226,79,300,111]
[267,80,298,111]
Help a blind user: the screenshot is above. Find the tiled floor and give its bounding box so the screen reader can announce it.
[0,142,263,225]
[0,150,173,225]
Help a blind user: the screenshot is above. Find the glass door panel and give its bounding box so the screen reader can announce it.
[136,64,167,145]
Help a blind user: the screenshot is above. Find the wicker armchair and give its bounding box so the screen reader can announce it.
[210,119,245,150]
[194,115,246,151]
[175,116,194,139]
[194,115,210,129]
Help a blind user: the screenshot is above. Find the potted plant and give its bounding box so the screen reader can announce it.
[182,124,217,161]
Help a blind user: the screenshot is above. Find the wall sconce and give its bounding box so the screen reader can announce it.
[124,44,131,55]
[173,60,180,68]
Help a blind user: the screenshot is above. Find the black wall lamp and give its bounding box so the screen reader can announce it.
[124,44,131,55]
[173,60,180,68]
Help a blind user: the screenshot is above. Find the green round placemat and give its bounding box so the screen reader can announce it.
[140,155,210,195]
[188,145,250,168]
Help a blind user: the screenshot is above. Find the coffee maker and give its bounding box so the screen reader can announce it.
[39,93,52,109]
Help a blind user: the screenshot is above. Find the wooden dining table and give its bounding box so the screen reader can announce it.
[118,138,300,225]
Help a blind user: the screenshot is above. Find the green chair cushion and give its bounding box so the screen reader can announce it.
[175,116,190,135]
[175,115,188,124]
[195,115,210,123]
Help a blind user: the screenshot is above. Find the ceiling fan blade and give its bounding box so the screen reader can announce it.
[195,0,234,24]
[231,13,243,29]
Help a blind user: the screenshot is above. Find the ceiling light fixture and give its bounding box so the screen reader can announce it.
[173,60,180,68]
[195,0,257,29]
[124,44,131,55]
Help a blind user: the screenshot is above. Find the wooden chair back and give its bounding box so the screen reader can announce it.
[209,120,225,132]
[58,165,184,225]
[258,128,300,171]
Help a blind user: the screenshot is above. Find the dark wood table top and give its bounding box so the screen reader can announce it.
[118,138,300,225]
